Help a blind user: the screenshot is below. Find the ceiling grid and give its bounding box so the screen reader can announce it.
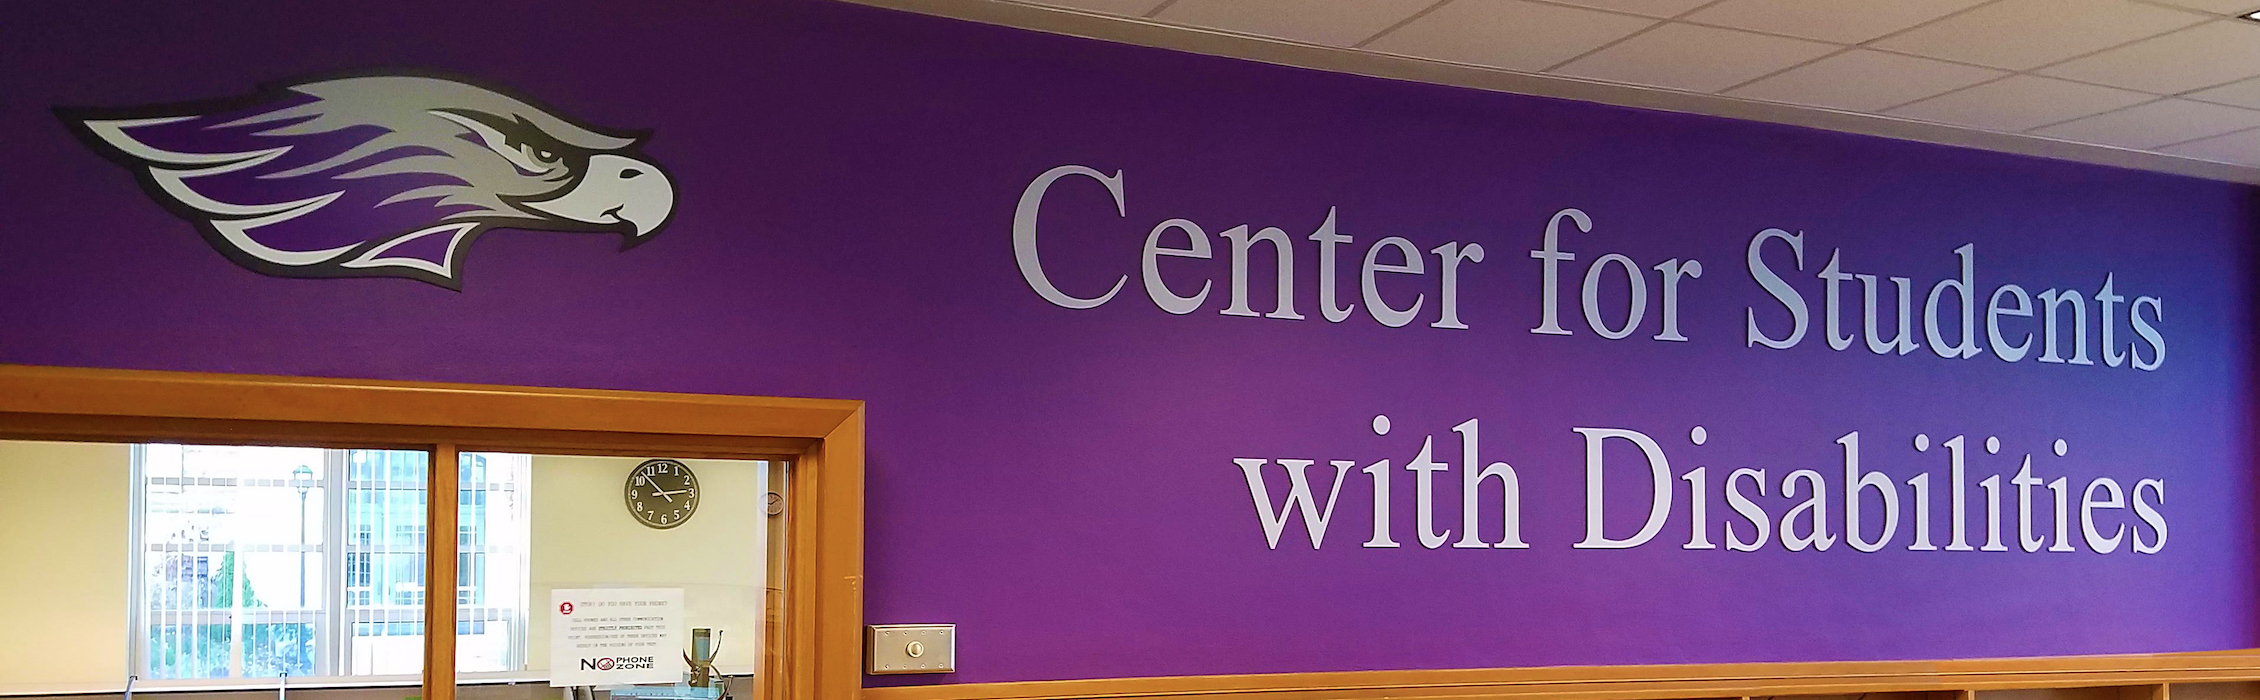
[1002,0,2260,177]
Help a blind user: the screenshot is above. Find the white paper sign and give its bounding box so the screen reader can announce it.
[549,588,687,687]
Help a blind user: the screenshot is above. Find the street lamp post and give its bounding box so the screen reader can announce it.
[291,464,315,677]
[291,465,313,609]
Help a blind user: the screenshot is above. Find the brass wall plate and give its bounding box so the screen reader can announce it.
[866,624,955,675]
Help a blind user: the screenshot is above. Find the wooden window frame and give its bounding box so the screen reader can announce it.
[0,364,862,700]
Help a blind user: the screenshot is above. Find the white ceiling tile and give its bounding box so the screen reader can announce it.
[2029,98,2260,148]
[2136,0,2259,13]
[1685,0,1991,44]
[2039,21,2260,94]
[1019,0,1172,16]
[1888,75,2154,131]
[2187,76,2260,108]
[1155,0,1436,47]
[1728,49,2005,111]
[1364,0,1655,72]
[1022,0,2260,168]
[1873,0,2206,70]
[1542,0,1715,18]
[2161,127,2260,164]
[1553,22,1838,93]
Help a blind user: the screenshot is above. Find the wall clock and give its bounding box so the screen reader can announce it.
[625,458,700,529]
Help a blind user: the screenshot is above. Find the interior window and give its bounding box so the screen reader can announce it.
[472,455,778,688]
[0,438,786,696]
[125,446,542,682]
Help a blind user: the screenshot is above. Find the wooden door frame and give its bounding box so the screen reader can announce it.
[0,364,864,700]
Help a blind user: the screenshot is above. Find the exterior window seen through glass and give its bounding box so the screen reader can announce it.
[128,445,534,681]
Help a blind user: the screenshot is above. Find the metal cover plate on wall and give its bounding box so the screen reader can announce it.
[866,624,955,675]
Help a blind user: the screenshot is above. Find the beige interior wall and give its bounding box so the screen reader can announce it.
[526,456,768,674]
[0,440,131,687]
[2176,683,2260,700]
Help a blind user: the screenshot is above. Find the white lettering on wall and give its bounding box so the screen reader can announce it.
[1739,231,2166,371]
[1234,419,2167,556]
[1015,168,2173,370]
[1014,165,1127,308]
[1235,458,1353,550]
[1532,209,1704,342]
[1572,427,1673,549]
[1015,165,1483,327]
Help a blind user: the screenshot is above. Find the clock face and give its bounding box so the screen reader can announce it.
[624,459,700,529]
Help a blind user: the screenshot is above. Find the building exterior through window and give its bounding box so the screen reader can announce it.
[130,445,531,681]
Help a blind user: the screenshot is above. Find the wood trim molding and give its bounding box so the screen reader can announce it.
[863,653,2260,700]
[813,408,868,698]
[0,364,857,439]
[0,411,818,457]
[424,443,462,700]
[0,364,864,700]
[780,404,868,700]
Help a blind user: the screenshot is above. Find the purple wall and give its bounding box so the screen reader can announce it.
[2,0,2256,686]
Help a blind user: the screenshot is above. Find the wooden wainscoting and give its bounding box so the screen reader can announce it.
[863,652,2260,700]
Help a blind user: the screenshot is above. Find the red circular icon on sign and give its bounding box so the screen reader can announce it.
[560,602,575,615]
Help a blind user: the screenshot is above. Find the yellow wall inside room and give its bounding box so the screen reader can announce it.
[525,456,769,675]
[0,440,131,687]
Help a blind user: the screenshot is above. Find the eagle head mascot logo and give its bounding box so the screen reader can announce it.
[59,73,675,290]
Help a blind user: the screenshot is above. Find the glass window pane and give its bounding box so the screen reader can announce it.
[138,444,329,681]
[0,439,435,693]
[455,452,530,674]
[342,449,430,677]
[458,455,779,697]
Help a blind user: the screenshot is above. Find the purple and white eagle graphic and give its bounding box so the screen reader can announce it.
[60,73,675,290]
